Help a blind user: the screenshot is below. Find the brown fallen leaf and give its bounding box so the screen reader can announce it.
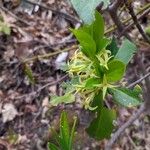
[2,103,18,123]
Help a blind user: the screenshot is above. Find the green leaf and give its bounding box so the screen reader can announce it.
[71,29,96,58]
[50,93,75,106]
[97,37,111,53]
[91,92,103,112]
[24,63,35,84]
[105,60,126,82]
[70,0,110,24]
[93,11,105,48]
[48,112,77,150]
[86,107,116,140]
[48,143,59,150]
[115,39,137,64]
[61,76,79,93]
[109,88,142,107]
[80,25,92,34]
[106,37,119,56]
[70,76,80,85]
[60,111,70,150]
[79,11,107,53]
[61,82,75,93]
[85,77,102,89]
[69,116,77,150]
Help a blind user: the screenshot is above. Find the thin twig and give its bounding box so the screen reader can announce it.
[15,74,68,99]
[137,54,150,112]
[105,3,150,34]
[107,0,131,40]
[23,45,78,63]
[0,5,30,26]
[24,0,80,24]
[127,72,150,88]
[37,74,68,93]
[105,104,145,150]
[119,7,150,38]
[125,132,138,149]
[124,1,150,44]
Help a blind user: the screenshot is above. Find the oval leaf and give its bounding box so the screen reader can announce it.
[71,29,96,58]
[110,88,142,107]
[106,60,126,82]
[50,93,75,106]
[93,11,105,49]
[86,107,116,140]
[115,39,137,64]
[85,77,102,89]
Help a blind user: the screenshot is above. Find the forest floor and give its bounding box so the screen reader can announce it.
[0,0,150,150]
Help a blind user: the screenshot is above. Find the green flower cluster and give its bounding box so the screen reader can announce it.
[68,49,115,110]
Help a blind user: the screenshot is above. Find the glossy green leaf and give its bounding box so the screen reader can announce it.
[71,29,96,58]
[105,60,126,82]
[93,11,105,48]
[48,143,59,150]
[50,93,75,106]
[60,111,70,150]
[86,107,116,140]
[97,37,111,53]
[70,0,110,24]
[80,11,104,37]
[85,77,102,89]
[80,11,107,53]
[106,37,119,56]
[80,25,91,34]
[91,92,103,112]
[110,88,142,107]
[115,39,137,64]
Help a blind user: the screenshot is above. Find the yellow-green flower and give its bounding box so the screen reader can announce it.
[67,49,115,110]
[96,50,112,69]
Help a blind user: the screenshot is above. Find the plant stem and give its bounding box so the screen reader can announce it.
[23,45,78,63]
